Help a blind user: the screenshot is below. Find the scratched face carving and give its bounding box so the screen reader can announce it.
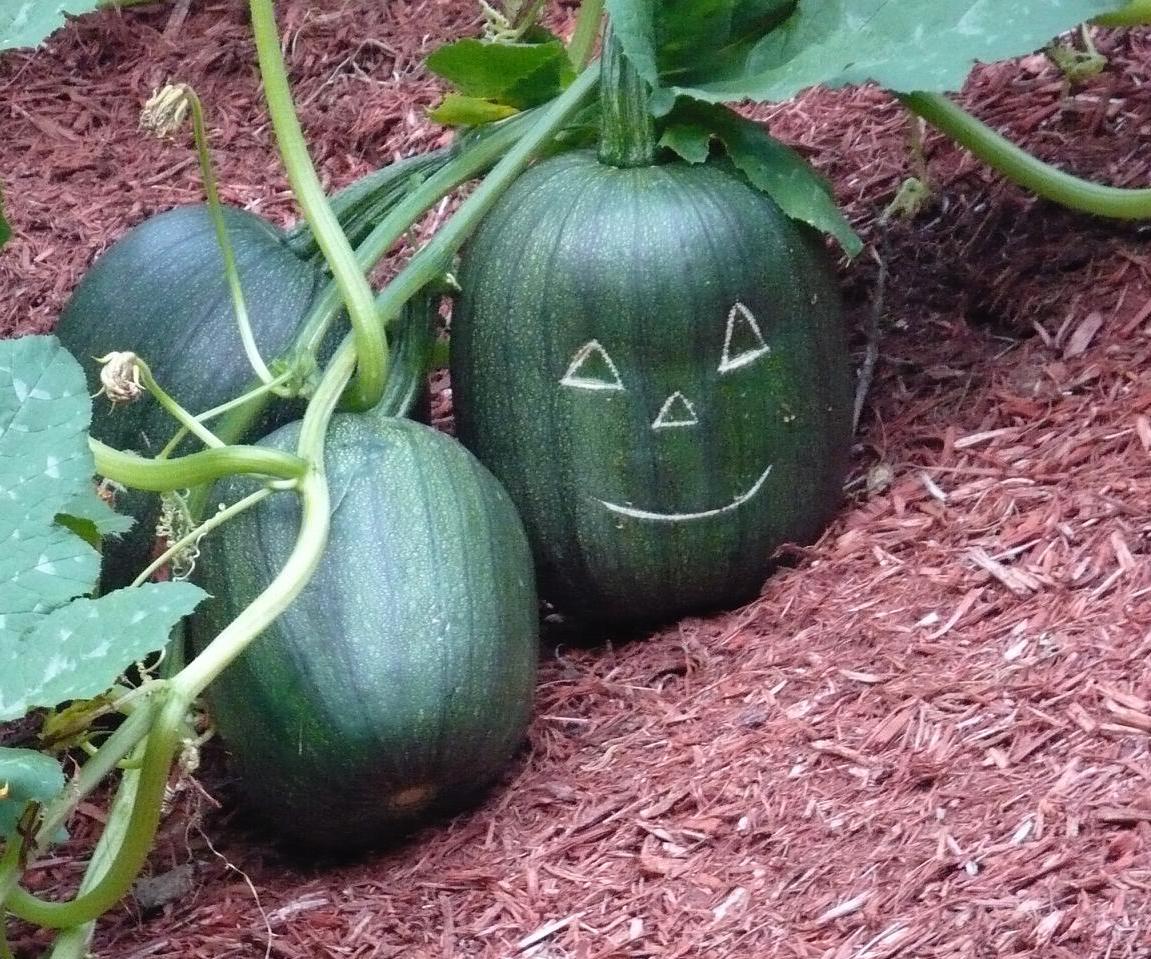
[719,301,771,372]
[560,302,775,523]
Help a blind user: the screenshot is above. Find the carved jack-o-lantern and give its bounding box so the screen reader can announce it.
[452,151,852,625]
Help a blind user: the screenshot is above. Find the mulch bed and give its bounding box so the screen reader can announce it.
[3,4,1151,957]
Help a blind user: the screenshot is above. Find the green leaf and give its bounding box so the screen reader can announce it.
[604,0,660,86]
[662,0,1132,103]
[0,0,103,51]
[609,0,798,113]
[0,747,65,840]
[656,0,796,79]
[428,94,520,127]
[0,582,205,722]
[672,103,861,255]
[1095,0,1151,25]
[56,489,134,550]
[659,123,713,164]
[0,335,102,637]
[426,38,575,110]
[60,489,135,538]
[0,185,10,249]
[0,335,206,723]
[41,694,116,751]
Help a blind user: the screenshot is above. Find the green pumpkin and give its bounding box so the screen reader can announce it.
[450,150,852,625]
[56,205,325,589]
[56,203,434,590]
[188,414,538,852]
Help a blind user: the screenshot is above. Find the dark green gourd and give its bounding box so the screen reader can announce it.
[188,414,538,852]
[450,41,852,625]
[57,203,435,589]
[56,205,324,588]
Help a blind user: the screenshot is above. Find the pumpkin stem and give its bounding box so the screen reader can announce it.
[597,27,656,168]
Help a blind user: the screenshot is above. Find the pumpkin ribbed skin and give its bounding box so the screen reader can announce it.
[188,414,538,851]
[451,150,852,625]
[57,205,323,588]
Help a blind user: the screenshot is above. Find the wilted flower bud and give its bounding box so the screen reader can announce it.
[95,351,144,404]
[140,83,193,139]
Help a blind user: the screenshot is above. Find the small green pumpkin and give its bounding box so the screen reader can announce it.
[188,414,539,851]
[56,203,435,589]
[56,205,325,588]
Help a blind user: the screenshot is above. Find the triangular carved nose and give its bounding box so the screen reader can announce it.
[652,391,698,430]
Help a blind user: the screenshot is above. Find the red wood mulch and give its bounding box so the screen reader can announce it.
[4,3,1151,957]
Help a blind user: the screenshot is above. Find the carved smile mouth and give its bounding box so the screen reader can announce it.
[597,464,774,523]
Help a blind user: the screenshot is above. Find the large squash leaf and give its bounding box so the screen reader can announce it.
[608,0,1133,110]
[659,102,861,255]
[0,0,103,51]
[0,335,205,722]
[0,747,65,840]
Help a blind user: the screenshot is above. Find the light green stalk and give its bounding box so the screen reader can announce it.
[899,91,1151,219]
[248,0,388,411]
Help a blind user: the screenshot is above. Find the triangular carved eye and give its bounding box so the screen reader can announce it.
[719,302,770,373]
[561,340,625,391]
[652,391,698,430]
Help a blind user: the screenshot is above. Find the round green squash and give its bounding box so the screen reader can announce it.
[56,205,324,589]
[188,414,538,852]
[450,150,852,625]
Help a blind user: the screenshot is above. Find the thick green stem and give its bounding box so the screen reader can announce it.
[568,0,604,68]
[283,149,451,260]
[184,88,275,386]
[45,738,146,959]
[295,340,356,459]
[170,341,354,700]
[93,439,305,492]
[0,839,22,954]
[249,0,387,411]
[374,292,435,420]
[4,694,185,929]
[597,28,656,168]
[293,111,539,371]
[372,67,599,348]
[33,694,162,852]
[899,91,1151,219]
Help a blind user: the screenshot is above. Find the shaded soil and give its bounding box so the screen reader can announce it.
[4,4,1151,958]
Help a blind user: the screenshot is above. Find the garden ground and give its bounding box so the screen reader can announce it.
[3,2,1151,957]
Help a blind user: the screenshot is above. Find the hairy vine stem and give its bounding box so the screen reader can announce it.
[598,26,656,168]
[92,439,306,492]
[899,91,1151,219]
[249,0,387,412]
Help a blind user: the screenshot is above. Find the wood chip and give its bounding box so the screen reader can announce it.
[968,548,1042,595]
[1062,311,1105,359]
